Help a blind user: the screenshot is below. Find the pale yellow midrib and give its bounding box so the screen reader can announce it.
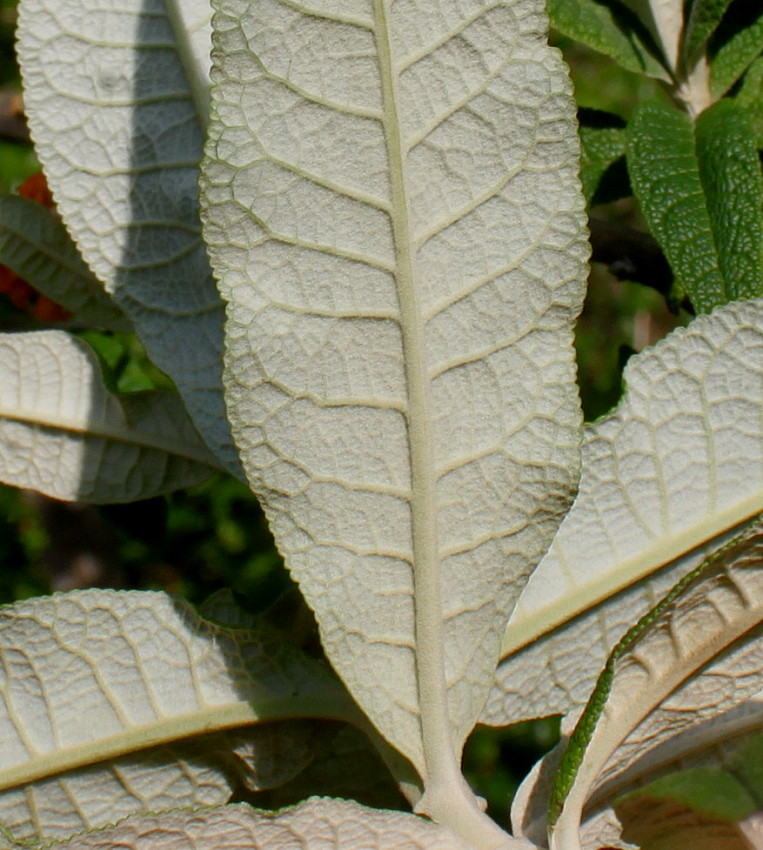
[501,494,763,659]
[372,0,457,792]
[0,695,353,793]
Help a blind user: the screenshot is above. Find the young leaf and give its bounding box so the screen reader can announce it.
[547,0,668,79]
[548,519,763,849]
[201,0,587,837]
[0,196,129,332]
[709,0,763,96]
[618,0,683,72]
[627,99,763,313]
[485,297,763,727]
[16,0,241,475]
[0,331,220,501]
[0,589,357,843]
[682,0,735,67]
[0,799,477,850]
[734,56,763,148]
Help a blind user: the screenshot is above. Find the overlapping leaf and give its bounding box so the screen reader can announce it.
[546,520,763,849]
[0,331,219,501]
[0,196,129,331]
[485,298,763,727]
[709,1,763,96]
[202,1,587,826]
[628,99,763,313]
[0,799,474,850]
[0,589,356,843]
[16,0,241,474]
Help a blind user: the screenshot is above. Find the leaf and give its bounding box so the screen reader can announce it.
[3,799,476,850]
[616,736,763,850]
[0,331,221,502]
[734,56,763,149]
[682,0,735,67]
[0,589,356,843]
[484,297,763,727]
[618,0,683,72]
[201,0,587,834]
[709,0,763,96]
[627,99,763,313]
[547,0,668,79]
[547,519,763,849]
[0,196,129,332]
[16,0,242,475]
[577,109,629,206]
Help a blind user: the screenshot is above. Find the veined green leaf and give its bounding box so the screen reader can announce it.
[16,0,241,475]
[0,799,475,850]
[734,56,763,149]
[627,99,763,313]
[547,520,763,849]
[0,589,356,843]
[0,331,220,502]
[709,0,763,96]
[682,0,735,67]
[0,196,129,332]
[485,298,763,727]
[547,0,668,79]
[201,0,587,838]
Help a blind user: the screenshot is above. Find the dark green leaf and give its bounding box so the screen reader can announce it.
[578,108,630,205]
[709,0,763,95]
[734,56,763,148]
[682,0,735,67]
[547,0,669,79]
[627,99,763,312]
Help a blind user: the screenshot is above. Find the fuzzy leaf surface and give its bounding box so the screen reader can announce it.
[709,1,763,96]
[0,589,355,843]
[682,0,735,66]
[0,799,475,849]
[546,0,667,78]
[0,331,219,501]
[627,99,763,313]
[202,0,587,803]
[16,0,240,474]
[0,196,129,331]
[485,298,763,727]
[548,520,763,850]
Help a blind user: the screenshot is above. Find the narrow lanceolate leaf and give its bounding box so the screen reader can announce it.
[0,331,220,501]
[0,196,129,332]
[619,0,683,72]
[0,590,356,843]
[548,520,763,850]
[577,110,628,206]
[736,57,763,148]
[5,800,474,850]
[628,99,763,313]
[202,0,587,833]
[484,298,763,727]
[709,2,763,96]
[546,0,668,79]
[16,0,241,475]
[682,0,735,67]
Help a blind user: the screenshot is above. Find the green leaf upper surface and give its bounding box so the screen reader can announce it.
[0,590,355,843]
[735,56,763,149]
[627,99,763,313]
[484,298,763,728]
[547,520,763,850]
[202,0,588,809]
[16,0,241,475]
[0,331,219,502]
[0,196,129,332]
[0,799,476,850]
[547,0,668,79]
[709,0,763,96]
[577,109,629,206]
[682,0,735,68]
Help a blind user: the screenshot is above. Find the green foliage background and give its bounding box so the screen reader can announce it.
[0,6,689,822]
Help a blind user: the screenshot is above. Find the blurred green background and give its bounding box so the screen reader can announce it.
[0,4,687,826]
